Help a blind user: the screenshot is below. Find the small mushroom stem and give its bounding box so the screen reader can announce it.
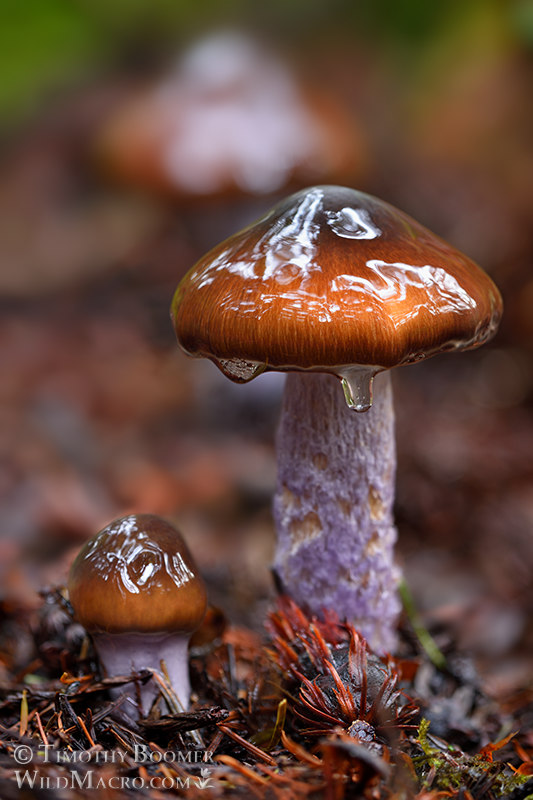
[273,370,400,653]
[92,633,191,716]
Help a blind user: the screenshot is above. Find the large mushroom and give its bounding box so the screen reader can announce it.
[68,513,207,715]
[170,185,502,652]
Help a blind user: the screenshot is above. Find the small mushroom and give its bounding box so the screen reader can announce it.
[68,513,207,715]
[171,185,502,652]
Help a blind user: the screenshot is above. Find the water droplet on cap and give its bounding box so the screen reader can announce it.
[213,357,266,382]
[339,367,376,412]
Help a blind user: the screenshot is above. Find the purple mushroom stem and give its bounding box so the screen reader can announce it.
[273,370,400,653]
[93,633,190,716]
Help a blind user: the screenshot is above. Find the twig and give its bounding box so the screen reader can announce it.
[35,711,48,747]
[217,724,276,765]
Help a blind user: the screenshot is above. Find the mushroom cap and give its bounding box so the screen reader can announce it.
[171,185,502,377]
[68,514,207,635]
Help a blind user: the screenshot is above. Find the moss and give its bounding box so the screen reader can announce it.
[413,719,533,797]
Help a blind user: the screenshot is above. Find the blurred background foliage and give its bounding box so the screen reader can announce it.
[2,0,533,127]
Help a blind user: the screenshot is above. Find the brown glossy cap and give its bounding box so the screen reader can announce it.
[68,514,207,635]
[171,185,502,376]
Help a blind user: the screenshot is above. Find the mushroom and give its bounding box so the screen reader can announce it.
[68,513,207,715]
[97,33,362,203]
[170,185,502,652]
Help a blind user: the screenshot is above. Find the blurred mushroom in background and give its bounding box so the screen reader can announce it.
[96,31,367,251]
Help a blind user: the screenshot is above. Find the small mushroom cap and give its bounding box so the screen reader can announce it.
[171,185,502,378]
[68,514,207,635]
